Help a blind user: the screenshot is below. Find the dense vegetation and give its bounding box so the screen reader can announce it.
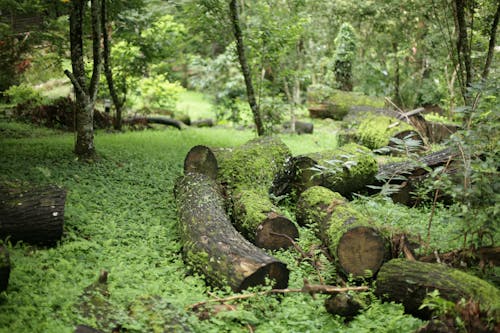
[0,0,498,332]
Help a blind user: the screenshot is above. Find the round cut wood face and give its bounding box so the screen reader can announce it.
[337,226,385,277]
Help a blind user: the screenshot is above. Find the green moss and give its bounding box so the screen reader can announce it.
[356,114,415,149]
[296,186,346,226]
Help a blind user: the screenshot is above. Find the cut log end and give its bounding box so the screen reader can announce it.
[183,145,218,179]
[337,226,386,277]
[239,261,289,291]
[255,215,299,250]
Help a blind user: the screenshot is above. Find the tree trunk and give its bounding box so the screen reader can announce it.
[0,185,66,246]
[453,0,472,104]
[0,245,10,292]
[273,143,378,199]
[101,0,124,131]
[375,259,500,320]
[296,186,389,278]
[482,1,500,80]
[229,0,265,136]
[174,172,289,292]
[183,145,218,180]
[215,136,298,249]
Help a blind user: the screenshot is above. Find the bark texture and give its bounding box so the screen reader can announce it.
[296,186,389,278]
[174,172,289,292]
[0,185,66,246]
[183,145,218,180]
[375,259,500,320]
[0,245,9,292]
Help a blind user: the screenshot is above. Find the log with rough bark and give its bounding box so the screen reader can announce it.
[0,245,10,292]
[183,145,218,180]
[375,259,500,320]
[273,143,378,199]
[216,136,299,249]
[174,172,289,292]
[296,186,389,278]
[124,116,184,129]
[0,184,66,246]
[338,113,425,151]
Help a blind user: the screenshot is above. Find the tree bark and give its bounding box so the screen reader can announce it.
[215,136,298,249]
[101,0,124,131]
[0,245,10,292]
[229,0,265,136]
[174,172,289,292]
[0,185,66,246]
[482,1,500,80]
[183,145,218,180]
[375,259,500,320]
[453,0,472,104]
[296,186,389,278]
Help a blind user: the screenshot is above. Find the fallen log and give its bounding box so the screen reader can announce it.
[296,186,389,278]
[174,172,289,292]
[216,136,298,249]
[282,121,314,134]
[183,145,218,180]
[0,184,66,246]
[418,246,500,268]
[324,292,366,320]
[190,118,214,127]
[375,258,500,320]
[124,116,184,130]
[308,103,349,120]
[0,245,10,292]
[274,143,378,199]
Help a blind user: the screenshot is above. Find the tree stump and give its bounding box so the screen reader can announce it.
[215,136,298,249]
[375,259,500,320]
[0,245,10,292]
[0,184,66,246]
[296,186,389,278]
[174,172,289,292]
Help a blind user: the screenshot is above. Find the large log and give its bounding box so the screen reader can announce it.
[183,145,218,180]
[0,245,10,292]
[0,184,66,246]
[296,186,389,278]
[174,172,289,292]
[375,259,500,320]
[274,143,378,199]
[215,136,298,249]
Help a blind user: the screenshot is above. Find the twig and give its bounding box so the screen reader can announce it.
[187,283,368,310]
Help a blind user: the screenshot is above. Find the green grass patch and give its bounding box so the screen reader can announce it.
[176,91,215,120]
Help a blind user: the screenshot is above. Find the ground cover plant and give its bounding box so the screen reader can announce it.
[3,118,492,333]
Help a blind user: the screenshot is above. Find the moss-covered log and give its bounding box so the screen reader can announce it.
[0,184,66,246]
[216,136,298,249]
[174,172,289,292]
[275,143,378,198]
[296,186,389,278]
[183,145,218,180]
[308,103,349,120]
[375,259,500,320]
[324,293,367,320]
[190,118,214,127]
[340,113,424,151]
[0,245,10,292]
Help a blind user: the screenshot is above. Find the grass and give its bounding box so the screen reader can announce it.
[176,91,216,120]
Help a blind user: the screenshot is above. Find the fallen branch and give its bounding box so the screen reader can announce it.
[188,280,368,310]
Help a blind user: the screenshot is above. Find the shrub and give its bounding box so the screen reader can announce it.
[4,83,44,106]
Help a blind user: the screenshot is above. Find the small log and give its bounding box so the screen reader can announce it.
[125,116,184,129]
[283,121,314,134]
[216,136,298,249]
[0,184,66,246]
[308,103,349,120]
[274,143,378,198]
[0,245,10,292]
[296,186,389,278]
[190,118,214,127]
[375,259,500,320]
[183,145,218,180]
[174,172,289,292]
[324,293,366,320]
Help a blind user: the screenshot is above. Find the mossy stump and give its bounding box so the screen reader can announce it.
[174,172,289,292]
[215,136,298,249]
[283,143,378,198]
[296,186,389,278]
[0,245,10,292]
[375,259,500,321]
[0,184,66,246]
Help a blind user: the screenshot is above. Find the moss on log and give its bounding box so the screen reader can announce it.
[296,186,389,278]
[183,145,218,180]
[216,136,298,249]
[375,259,500,320]
[0,184,66,246]
[0,245,10,292]
[325,293,367,320]
[174,172,289,292]
[283,143,378,198]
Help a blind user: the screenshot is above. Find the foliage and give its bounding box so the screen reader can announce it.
[138,74,185,111]
[332,23,357,91]
[4,83,44,106]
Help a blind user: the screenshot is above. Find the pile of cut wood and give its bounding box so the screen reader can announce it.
[175,136,499,328]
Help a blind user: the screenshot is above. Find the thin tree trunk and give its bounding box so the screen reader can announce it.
[229,0,264,136]
[101,0,124,131]
[392,42,401,107]
[454,0,472,104]
[482,1,500,80]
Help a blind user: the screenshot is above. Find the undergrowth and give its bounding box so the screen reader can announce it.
[0,121,470,333]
